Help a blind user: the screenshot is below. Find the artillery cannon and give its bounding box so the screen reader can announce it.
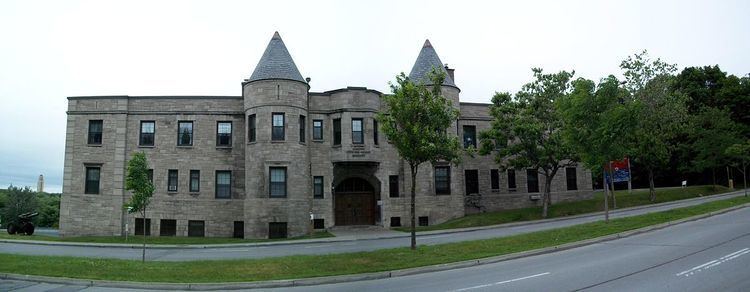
[6,212,39,235]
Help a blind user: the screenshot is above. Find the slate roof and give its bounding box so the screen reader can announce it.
[408,39,457,87]
[248,32,306,83]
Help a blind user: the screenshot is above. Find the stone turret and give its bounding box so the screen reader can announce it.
[243,32,311,238]
[409,39,460,110]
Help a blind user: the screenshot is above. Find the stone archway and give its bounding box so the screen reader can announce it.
[334,177,377,226]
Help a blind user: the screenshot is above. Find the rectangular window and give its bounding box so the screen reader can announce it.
[140,121,155,146]
[566,167,578,191]
[313,120,323,140]
[188,220,205,237]
[527,169,539,193]
[435,166,451,195]
[189,170,200,192]
[233,221,244,239]
[491,169,500,190]
[269,167,287,198]
[390,217,401,227]
[419,216,429,226]
[160,219,176,236]
[389,175,399,198]
[313,218,325,229]
[177,121,193,146]
[135,218,151,236]
[84,166,100,194]
[268,222,287,239]
[147,169,153,183]
[248,114,256,142]
[508,169,517,191]
[215,170,231,199]
[216,121,232,146]
[352,118,363,144]
[333,118,341,145]
[272,113,285,141]
[313,176,324,199]
[373,120,379,145]
[299,115,306,143]
[167,169,178,192]
[463,125,476,148]
[88,120,103,145]
[269,222,288,239]
[465,169,479,195]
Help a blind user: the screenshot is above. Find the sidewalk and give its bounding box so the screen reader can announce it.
[0,189,746,249]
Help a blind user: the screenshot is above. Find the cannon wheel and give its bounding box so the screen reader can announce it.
[7,223,17,235]
[22,222,35,236]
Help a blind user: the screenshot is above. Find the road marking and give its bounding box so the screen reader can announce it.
[450,272,550,291]
[676,248,750,277]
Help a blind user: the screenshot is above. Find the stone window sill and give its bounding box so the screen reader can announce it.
[176,145,193,149]
[215,146,232,150]
[86,144,103,147]
[138,145,155,148]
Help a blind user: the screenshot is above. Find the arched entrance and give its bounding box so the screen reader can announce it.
[334,177,377,226]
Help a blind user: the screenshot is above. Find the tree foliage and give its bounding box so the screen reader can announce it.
[0,186,38,228]
[124,151,154,262]
[621,51,687,201]
[479,68,576,218]
[377,68,461,249]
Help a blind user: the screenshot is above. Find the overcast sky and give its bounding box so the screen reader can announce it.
[1,0,748,193]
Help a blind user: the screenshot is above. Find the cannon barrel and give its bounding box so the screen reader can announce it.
[18,212,39,220]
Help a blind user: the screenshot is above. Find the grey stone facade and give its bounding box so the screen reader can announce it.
[59,32,593,239]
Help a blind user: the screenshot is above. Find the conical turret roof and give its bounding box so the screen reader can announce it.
[408,40,456,87]
[248,32,306,83]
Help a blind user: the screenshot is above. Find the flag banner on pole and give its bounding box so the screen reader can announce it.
[604,158,630,183]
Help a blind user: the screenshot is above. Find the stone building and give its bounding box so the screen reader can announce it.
[59,32,592,239]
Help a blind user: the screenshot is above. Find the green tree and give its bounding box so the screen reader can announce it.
[479,68,576,218]
[0,185,38,230]
[36,193,60,227]
[559,76,637,221]
[621,51,687,202]
[726,141,750,197]
[124,152,155,262]
[683,107,741,188]
[377,68,461,250]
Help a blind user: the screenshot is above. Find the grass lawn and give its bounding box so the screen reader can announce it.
[0,231,334,245]
[397,185,731,232]
[0,195,747,283]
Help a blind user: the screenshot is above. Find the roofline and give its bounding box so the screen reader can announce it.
[242,78,311,89]
[68,95,242,100]
[460,101,491,106]
[310,86,383,96]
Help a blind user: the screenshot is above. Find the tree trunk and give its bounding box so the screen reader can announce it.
[712,168,717,191]
[608,164,617,209]
[603,169,609,223]
[141,207,146,263]
[743,162,747,197]
[542,176,551,218]
[648,168,656,202]
[410,164,418,250]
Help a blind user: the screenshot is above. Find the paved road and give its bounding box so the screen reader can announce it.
[3,199,749,291]
[274,205,750,291]
[0,191,746,261]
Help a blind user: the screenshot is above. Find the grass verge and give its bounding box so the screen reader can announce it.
[398,185,731,232]
[0,231,334,245]
[0,194,747,283]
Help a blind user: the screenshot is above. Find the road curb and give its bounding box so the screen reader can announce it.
[1,189,745,249]
[2,201,747,290]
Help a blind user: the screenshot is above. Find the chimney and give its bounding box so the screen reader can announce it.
[444,65,455,82]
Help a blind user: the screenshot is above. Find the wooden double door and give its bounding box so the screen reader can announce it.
[335,192,376,226]
[334,177,377,226]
